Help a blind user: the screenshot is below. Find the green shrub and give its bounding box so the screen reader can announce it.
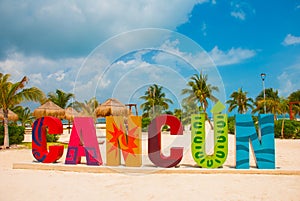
[274,120,300,139]
[46,134,60,142]
[142,117,151,132]
[227,116,235,134]
[162,125,170,131]
[0,124,25,145]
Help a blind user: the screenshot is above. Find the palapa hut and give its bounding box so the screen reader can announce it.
[64,107,80,133]
[64,107,79,121]
[0,109,18,121]
[33,100,65,119]
[95,98,128,117]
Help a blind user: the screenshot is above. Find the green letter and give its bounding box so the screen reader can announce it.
[191,102,228,168]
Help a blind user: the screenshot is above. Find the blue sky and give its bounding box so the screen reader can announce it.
[0,0,299,114]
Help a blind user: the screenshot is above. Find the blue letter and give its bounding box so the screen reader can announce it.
[235,114,275,169]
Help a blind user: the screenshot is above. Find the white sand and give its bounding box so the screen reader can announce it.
[1,133,300,201]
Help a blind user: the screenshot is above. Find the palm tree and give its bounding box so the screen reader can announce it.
[47,89,74,109]
[0,73,45,148]
[13,106,35,127]
[173,108,182,120]
[253,88,281,119]
[288,90,300,102]
[140,84,173,118]
[72,97,99,118]
[181,101,199,126]
[256,88,280,101]
[226,88,254,114]
[181,73,219,128]
[278,98,289,138]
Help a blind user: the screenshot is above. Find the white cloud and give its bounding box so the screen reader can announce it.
[230,1,255,21]
[277,72,294,96]
[0,52,83,94]
[230,11,246,20]
[0,0,208,58]
[282,34,300,46]
[154,42,256,68]
[201,22,207,36]
[0,1,214,103]
[277,59,300,97]
[29,73,43,86]
[47,70,65,81]
[0,31,255,106]
[209,46,256,66]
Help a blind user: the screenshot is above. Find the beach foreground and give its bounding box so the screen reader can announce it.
[1,134,300,201]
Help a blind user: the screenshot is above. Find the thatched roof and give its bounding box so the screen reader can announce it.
[33,100,65,119]
[64,107,80,121]
[0,109,18,121]
[95,98,128,117]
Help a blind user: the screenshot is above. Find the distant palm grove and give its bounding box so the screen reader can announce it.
[1,72,300,148]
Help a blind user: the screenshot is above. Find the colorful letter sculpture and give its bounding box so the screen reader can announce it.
[32,117,64,163]
[65,117,103,166]
[191,113,228,168]
[148,115,184,168]
[235,114,275,169]
[106,116,142,167]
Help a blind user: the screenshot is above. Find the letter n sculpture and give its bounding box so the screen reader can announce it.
[235,114,275,169]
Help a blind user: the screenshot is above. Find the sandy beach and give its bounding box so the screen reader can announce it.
[1,132,300,201]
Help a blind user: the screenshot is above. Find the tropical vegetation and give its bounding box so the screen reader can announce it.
[226,88,254,114]
[252,88,281,117]
[0,73,45,148]
[47,89,74,109]
[181,73,219,114]
[13,106,35,127]
[1,70,300,149]
[0,124,25,145]
[181,73,219,128]
[72,97,99,117]
[140,84,173,119]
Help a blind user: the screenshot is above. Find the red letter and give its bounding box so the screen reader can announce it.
[148,115,183,168]
[65,117,103,166]
[32,117,64,163]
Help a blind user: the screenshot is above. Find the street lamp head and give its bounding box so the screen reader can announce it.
[260,73,267,114]
[260,73,266,81]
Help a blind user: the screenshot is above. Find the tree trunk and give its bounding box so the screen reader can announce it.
[3,109,9,148]
[203,107,214,130]
[68,120,71,134]
[207,118,214,130]
[281,118,285,139]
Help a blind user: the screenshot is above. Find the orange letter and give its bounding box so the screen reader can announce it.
[106,116,142,167]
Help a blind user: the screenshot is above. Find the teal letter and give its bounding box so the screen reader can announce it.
[235,114,275,169]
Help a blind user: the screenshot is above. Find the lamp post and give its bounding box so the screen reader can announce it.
[260,73,266,114]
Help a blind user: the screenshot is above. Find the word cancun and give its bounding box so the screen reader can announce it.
[31,108,275,169]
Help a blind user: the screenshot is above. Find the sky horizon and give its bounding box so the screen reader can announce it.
[0,0,299,114]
